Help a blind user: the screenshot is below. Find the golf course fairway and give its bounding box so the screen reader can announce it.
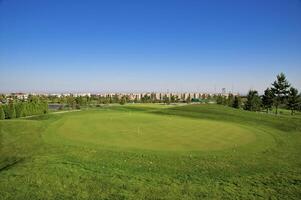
[0,104,300,199]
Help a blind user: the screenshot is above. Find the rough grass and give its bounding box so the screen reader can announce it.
[0,104,300,200]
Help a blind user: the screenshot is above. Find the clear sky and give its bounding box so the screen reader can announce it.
[1,0,301,94]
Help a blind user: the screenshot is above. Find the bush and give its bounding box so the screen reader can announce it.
[1,100,49,120]
[7,102,16,119]
[0,105,5,120]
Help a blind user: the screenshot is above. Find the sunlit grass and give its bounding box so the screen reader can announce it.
[0,104,300,199]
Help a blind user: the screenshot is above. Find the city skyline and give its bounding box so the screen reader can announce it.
[1,0,301,93]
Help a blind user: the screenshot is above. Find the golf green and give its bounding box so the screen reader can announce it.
[45,110,257,151]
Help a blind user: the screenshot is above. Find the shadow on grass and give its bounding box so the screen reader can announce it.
[148,104,301,133]
[0,157,24,173]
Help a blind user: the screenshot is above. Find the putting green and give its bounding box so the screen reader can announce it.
[45,110,258,151]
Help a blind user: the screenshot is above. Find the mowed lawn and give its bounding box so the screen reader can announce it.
[0,104,301,199]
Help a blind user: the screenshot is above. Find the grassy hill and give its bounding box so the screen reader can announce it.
[0,104,300,199]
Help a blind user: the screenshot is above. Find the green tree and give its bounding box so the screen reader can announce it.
[244,90,261,111]
[42,101,49,114]
[75,96,83,106]
[163,95,170,104]
[66,96,76,109]
[232,96,242,109]
[186,94,191,104]
[7,101,16,119]
[262,88,274,113]
[113,94,119,103]
[216,95,223,104]
[287,87,300,115]
[170,95,176,103]
[59,96,67,104]
[222,96,227,105]
[207,94,212,101]
[227,94,234,106]
[271,73,290,114]
[0,106,5,120]
[15,102,24,118]
[119,96,126,105]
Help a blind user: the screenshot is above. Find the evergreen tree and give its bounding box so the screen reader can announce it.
[43,101,49,114]
[227,94,234,106]
[170,95,176,103]
[2,105,8,119]
[287,87,300,115]
[186,94,191,103]
[113,94,119,103]
[67,96,76,109]
[163,95,170,104]
[119,96,126,105]
[244,90,261,111]
[75,96,84,106]
[15,103,24,118]
[299,99,301,112]
[216,95,223,104]
[7,101,16,119]
[207,94,212,101]
[262,88,274,113]
[22,103,28,117]
[0,106,5,120]
[59,96,67,104]
[271,73,290,114]
[222,96,227,105]
[232,96,242,109]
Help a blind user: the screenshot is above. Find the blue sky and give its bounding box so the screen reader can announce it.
[0,0,301,94]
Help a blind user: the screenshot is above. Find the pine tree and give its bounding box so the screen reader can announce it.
[119,96,126,105]
[287,87,300,115]
[271,73,290,114]
[244,90,261,111]
[232,96,242,109]
[186,94,191,104]
[216,95,223,104]
[15,102,26,118]
[262,88,274,113]
[7,101,16,119]
[222,96,227,105]
[170,95,176,103]
[227,94,234,106]
[0,106,5,120]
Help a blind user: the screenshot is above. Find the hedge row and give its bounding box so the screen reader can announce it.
[0,101,48,119]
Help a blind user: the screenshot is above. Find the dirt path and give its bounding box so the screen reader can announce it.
[51,110,81,115]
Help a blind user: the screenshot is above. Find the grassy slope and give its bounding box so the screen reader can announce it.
[0,104,300,200]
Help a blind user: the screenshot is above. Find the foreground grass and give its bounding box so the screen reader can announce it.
[0,104,300,199]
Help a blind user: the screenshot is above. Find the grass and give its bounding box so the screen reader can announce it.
[0,104,300,199]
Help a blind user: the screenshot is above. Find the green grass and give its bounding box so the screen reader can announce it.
[0,104,300,199]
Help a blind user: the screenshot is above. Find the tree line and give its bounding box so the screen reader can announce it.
[217,73,301,115]
[0,95,48,120]
[48,93,215,108]
[1,73,299,118]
